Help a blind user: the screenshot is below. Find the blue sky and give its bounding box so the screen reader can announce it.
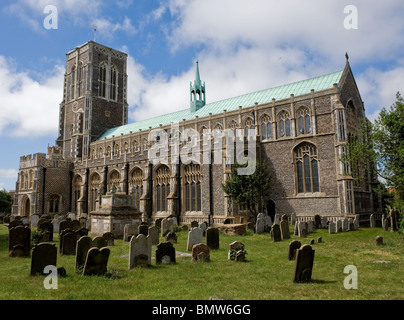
[0,0,403,191]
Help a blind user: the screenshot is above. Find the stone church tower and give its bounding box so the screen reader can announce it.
[56,41,128,161]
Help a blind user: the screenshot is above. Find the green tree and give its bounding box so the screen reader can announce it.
[221,161,271,218]
[341,92,404,208]
[0,189,12,213]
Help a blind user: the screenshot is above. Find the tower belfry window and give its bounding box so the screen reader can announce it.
[110,66,117,101]
[99,63,107,98]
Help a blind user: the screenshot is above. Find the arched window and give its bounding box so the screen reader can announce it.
[297,107,311,135]
[110,65,118,101]
[184,164,201,212]
[295,143,319,193]
[108,170,121,191]
[130,168,143,210]
[228,120,238,133]
[155,165,170,212]
[244,117,254,138]
[29,170,34,189]
[49,194,61,214]
[70,65,76,101]
[89,173,101,212]
[279,111,291,138]
[133,140,139,152]
[98,147,104,159]
[98,62,107,98]
[142,138,148,151]
[260,114,273,140]
[77,62,83,97]
[20,172,25,190]
[114,144,120,157]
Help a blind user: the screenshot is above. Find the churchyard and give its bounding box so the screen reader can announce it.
[0,216,403,300]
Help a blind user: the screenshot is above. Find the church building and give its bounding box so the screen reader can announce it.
[12,41,382,225]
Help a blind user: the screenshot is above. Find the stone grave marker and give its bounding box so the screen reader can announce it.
[375,236,383,246]
[83,247,110,276]
[264,215,272,231]
[38,221,54,241]
[342,218,349,232]
[270,223,282,242]
[192,243,210,262]
[30,214,40,228]
[129,234,152,268]
[255,216,265,234]
[298,221,307,238]
[290,213,296,225]
[9,225,31,257]
[370,214,376,228]
[59,220,73,234]
[228,241,245,260]
[328,221,335,234]
[60,229,77,255]
[190,221,199,228]
[336,220,343,233]
[206,227,219,250]
[280,220,290,239]
[390,208,398,232]
[138,224,149,237]
[52,218,60,233]
[187,227,203,251]
[155,242,176,264]
[148,226,159,245]
[165,231,177,244]
[293,244,315,283]
[123,223,139,241]
[161,217,174,236]
[30,243,57,275]
[75,236,110,273]
[307,220,314,233]
[288,240,301,260]
[155,218,163,229]
[102,232,115,246]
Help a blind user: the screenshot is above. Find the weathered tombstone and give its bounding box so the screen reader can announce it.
[336,220,343,233]
[60,229,77,255]
[348,218,355,231]
[288,240,301,260]
[38,221,54,241]
[321,216,328,229]
[68,212,76,220]
[79,217,87,229]
[342,218,349,232]
[192,243,210,262]
[280,220,290,239]
[83,247,110,276]
[148,226,159,245]
[255,216,265,234]
[75,236,93,273]
[328,221,335,234]
[228,241,245,261]
[313,214,321,229]
[353,215,360,230]
[290,213,296,225]
[281,214,288,221]
[206,227,219,250]
[293,244,315,283]
[30,243,57,275]
[52,218,60,233]
[273,214,281,225]
[71,220,81,231]
[187,227,203,251]
[382,218,389,231]
[59,220,73,234]
[298,221,307,238]
[190,220,199,228]
[165,231,177,244]
[161,217,174,236]
[129,234,152,268]
[92,236,107,248]
[307,220,314,233]
[123,223,138,242]
[199,221,208,236]
[375,236,383,246]
[270,223,282,242]
[30,214,40,227]
[317,237,322,243]
[294,222,299,235]
[138,224,149,237]
[370,214,376,228]
[102,232,115,246]
[8,219,23,229]
[155,218,163,229]
[390,209,398,232]
[9,225,31,257]
[155,242,176,264]
[264,215,272,231]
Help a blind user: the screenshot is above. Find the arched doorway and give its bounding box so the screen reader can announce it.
[21,196,30,216]
[266,199,275,221]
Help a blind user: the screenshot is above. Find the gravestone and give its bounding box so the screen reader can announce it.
[155,218,163,229]
[390,209,398,232]
[102,232,115,246]
[60,229,77,255]
[79,217,87,229]
[342,218,349,232]
[199,221,208,236]
[294,222,299,236]
[8,219,23,229]
[187,227,203,251]
[30,243,57,275]
[370,214,376,228]
[52,218,60,233]
[148,226,159,245]
[280,220,290,239]
[123,223,139,241]
[321,217,328,229]
[138,224,149,237]
[298,221,307,238]
[336,220,343,233]
[155,242,176,264]
[161,217,174,236]
[129,234,152,268]
[288,240,301,260]
[290,213,296,225]
[75,236,109,273]
[353,215,360,230]
[92,236,107,249]
[30,214,40,228]
[375,236,383,246]
[328,221,335,234]
[165,231,177,244]
[83,247,110,276]
[59,220,73,234]
[293,244,315,283]
[307,220,314,233]
[206,227,219,250]
[38,221,54,241]
[348,218,355,231]
[382,218,389,231]
[255,217,265,234]
[192,243,210,262]
[273,214,281,225]
[9,225,31,257]
[71,220,81,231]
[190,221,199,228]
[228,241,245,261]
[264,215,272,231]
[270,223,282,242]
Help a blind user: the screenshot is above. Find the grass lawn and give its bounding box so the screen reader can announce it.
[0,223,403,300]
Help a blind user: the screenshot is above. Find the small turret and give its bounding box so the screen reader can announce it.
[190,60,206,112]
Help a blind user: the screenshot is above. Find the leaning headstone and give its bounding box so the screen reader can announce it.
[328,221,335,234]
[375,236,383,246]
[228,241,245,261]
[155,242,176,264]
[60,229,77,255]
[270,223,282,242]
[30,243,57,275]
[161,217,174,236]
[370,214,376,228]
[9,225,31,257]
[129,234,152,268]
[187,227,203,251]
[75,236,93,273]
[206,227,219,250]
[148,226,159,245]
[83,247,110,276]
[293,244,315,283]
[288,240,301,260]
[280,220,290,239]
[192,243,210,262]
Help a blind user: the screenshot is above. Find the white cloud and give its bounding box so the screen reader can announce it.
[0,56,64,137]
[92,16,137,40]
[0,169,19,180]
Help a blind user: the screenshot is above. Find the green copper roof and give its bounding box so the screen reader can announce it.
[98,70,343,140]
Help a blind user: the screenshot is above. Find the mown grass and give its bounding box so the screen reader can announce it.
[0,224,403,300]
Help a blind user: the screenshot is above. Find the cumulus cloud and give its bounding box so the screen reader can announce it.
[0,56,64,137]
